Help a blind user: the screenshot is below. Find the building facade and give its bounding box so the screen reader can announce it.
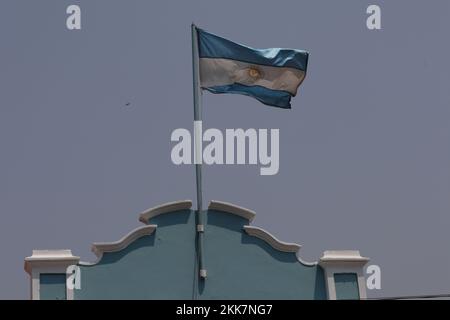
[24,200,369,300]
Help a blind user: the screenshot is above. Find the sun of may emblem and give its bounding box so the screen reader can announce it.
[247,66,262,80]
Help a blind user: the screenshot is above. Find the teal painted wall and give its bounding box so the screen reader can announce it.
[40,274,66,300]
[334,273,360,300]
[200,210,326,299]
[74,209,327,299]
[76,209,196,299]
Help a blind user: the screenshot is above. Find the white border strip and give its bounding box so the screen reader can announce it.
[243,226,317,266]
[139,200,192,224]
[244,226,301,253]
[91,225,157,259]
[208,200,256,222]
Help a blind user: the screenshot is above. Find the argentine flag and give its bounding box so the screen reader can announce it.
[196,27,309,109]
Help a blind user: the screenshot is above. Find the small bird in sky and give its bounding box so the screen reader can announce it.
[125,102,131,107]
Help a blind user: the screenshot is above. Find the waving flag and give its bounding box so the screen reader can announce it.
[196,28,309,109]
[190,25,309,279]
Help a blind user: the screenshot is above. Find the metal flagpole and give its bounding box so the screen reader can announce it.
[191,23,206,282]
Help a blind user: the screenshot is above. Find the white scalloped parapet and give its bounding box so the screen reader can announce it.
[91,225,157,259]
[139,200,193,224]
[243,226,301,253]
[208,200,256,222]
[319,250,369,267]
[24,250,80,274]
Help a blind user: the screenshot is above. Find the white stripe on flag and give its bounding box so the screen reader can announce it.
[199,57,305,96]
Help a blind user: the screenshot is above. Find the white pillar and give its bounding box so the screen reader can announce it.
[319,250,369,300]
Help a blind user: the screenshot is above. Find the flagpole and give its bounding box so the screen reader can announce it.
[191,23,206,282]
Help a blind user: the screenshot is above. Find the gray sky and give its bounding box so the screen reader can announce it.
[1,0,449,299]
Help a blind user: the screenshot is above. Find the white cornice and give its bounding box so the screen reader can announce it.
[139,200,192,224]
[319,250,369,267]
[208,200,256,222]
[91,225,157,259]
[24,250,80,274]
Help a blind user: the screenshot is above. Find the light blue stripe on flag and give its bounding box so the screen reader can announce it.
[204,84,292,109]
[198,29,308,71]
[197,28,309,108]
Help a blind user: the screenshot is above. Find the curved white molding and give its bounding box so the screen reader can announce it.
[208,200,256,222]
[139,200,192,224]
[244,226,301,253]
[243,226,317,266]
[91,225,157,259]
[296,256,318,267]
